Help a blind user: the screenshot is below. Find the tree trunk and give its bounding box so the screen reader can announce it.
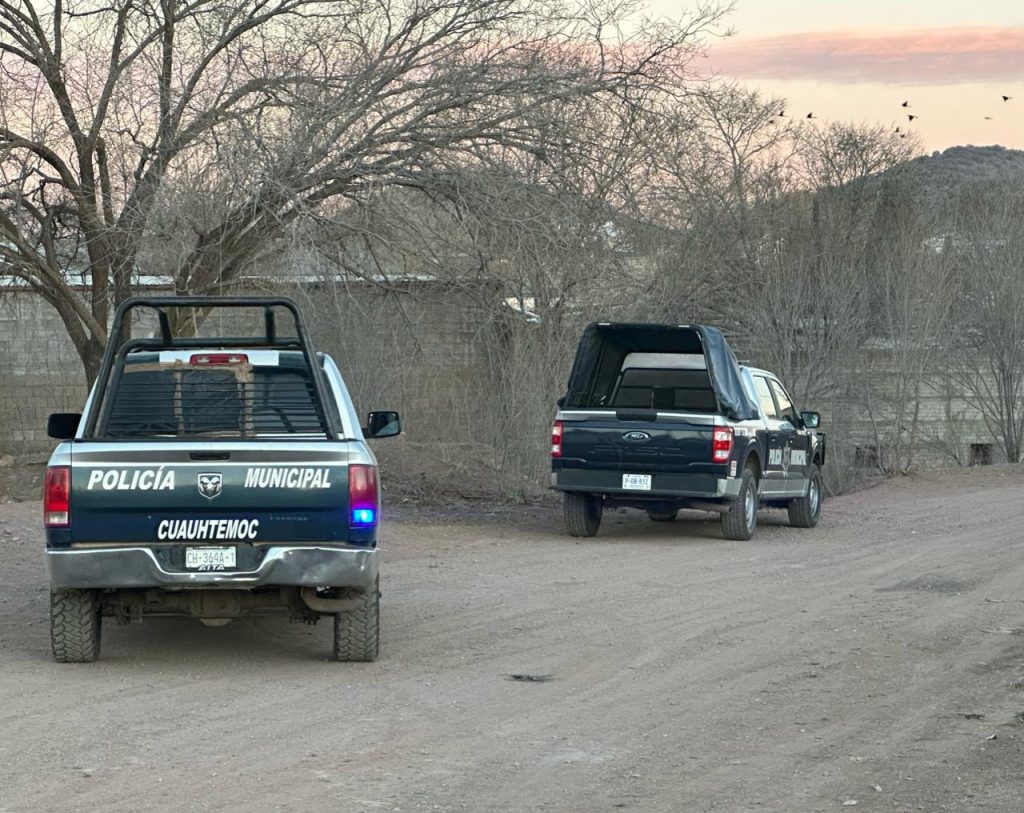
[40,288,108,388]
[76,338,106,389]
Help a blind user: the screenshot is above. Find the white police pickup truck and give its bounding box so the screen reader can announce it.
[551,322,825,540]
[43,297,400,662]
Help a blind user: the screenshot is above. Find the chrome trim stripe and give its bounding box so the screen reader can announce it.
[46,546,378,590]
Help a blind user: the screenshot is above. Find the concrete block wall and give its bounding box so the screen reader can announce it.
[826,370,1005,473]
[0,294,88,454]
[0,286,1014,485]
[0,283,494,459]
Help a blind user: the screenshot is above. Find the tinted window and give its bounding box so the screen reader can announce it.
[103,363,328,438]
[611,368,717,412]
[752,376,778,419]
[768,380,798,424]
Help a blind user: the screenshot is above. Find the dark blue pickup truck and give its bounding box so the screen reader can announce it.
[551,323,825,540]
[43,297,400,662]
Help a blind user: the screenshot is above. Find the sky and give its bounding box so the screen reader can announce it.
[639,0,1024,152]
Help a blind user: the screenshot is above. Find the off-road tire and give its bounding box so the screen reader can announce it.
[788,462,822,528]
[564,492,602,537]
[333,579,380,662]
[647,508,678,522]
[50,589,102,663]
[721,466,758,541]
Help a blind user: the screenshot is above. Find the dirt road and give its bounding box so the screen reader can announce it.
[2,468,1024,812]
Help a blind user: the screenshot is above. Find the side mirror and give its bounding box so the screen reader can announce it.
[556,395,566,408]
[365,410,401,439]
[48,412,81,440]
[800,411,821,429]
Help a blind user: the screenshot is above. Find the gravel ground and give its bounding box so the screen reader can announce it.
[2,466,1024,812]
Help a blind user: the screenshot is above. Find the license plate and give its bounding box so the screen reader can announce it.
[185,546,237,570]
[622,474,652,490]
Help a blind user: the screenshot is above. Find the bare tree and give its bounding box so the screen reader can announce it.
[948,184,1024,462]
[658,112,918,402]
[797,122,918,191]
[0,0,725,382]
[640,83,796,307]
[855,174,954,474]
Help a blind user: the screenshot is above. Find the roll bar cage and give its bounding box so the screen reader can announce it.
[81,296,339,440]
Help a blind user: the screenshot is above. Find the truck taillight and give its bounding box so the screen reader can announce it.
[712,427,734,463]
[551,420,563,457]
[44,466,70,528]
[190,353,249,365]
[349,464,379,528]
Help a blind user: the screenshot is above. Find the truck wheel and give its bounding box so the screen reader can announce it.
[50,589,102,663]
[647,508,678,522]
[333,578,380,662]
[721,466,758,541]
[563,492,602,537]
[788,463,822,528]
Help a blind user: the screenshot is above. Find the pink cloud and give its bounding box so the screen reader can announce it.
[708,27,1024,84]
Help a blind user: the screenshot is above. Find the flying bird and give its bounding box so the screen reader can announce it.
[895,126,901,133]
[806,112,815,119]
[984,116,994,120]
[901,101,910,107]
[778,107,786,117]
[907,114,918,121]
[1002,95,1012,101]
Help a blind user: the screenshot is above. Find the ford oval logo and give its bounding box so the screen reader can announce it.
[622,431,651,443]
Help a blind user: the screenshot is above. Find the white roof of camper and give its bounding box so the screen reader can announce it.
[622,352,707,370]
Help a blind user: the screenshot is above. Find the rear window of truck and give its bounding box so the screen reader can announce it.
[608,352,716,412]
[101,355,329,438]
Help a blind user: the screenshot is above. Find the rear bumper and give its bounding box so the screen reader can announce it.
[46,545,378,590]
[551,468,741,499]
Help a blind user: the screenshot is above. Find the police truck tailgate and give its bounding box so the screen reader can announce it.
[554,412,724,495]
[68,443,356,547]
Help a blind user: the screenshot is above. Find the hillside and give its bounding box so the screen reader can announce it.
[906,144,1024,185]
[890,145,1024,216]
[829,144,1024,228]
